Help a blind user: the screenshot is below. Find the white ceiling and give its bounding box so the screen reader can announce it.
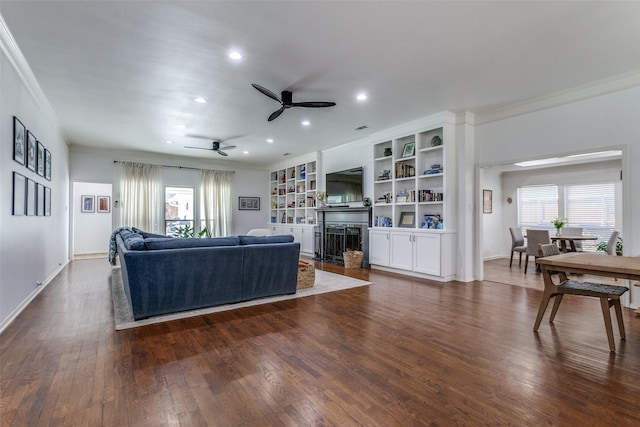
[2,1,639,167]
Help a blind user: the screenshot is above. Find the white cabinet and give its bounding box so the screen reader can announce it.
[369,228,456,280]
[369,229,391,266]
[270,224,314,256]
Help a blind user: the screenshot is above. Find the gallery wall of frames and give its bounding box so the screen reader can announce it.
[11,116,52,216]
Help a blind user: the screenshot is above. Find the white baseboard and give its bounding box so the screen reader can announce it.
[0,260,69,334]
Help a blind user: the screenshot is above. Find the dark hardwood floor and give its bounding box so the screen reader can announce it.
[2,258,640,426]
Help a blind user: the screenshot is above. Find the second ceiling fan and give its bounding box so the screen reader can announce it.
[252,83,336,122]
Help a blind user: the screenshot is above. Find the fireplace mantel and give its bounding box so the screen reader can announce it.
[315,207,372,267]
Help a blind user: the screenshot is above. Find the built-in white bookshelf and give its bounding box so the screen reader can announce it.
[269,160,317,225]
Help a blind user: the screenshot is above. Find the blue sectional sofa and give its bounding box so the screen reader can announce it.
[114,228,300,320]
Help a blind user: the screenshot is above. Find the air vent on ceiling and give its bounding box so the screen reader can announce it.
[355,125,368,131]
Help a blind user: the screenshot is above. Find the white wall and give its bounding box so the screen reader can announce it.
[476,86,640,306]
[480,167,503,260]
[72,182,112,255]
[1,47,69,329]
[68,148,268,236]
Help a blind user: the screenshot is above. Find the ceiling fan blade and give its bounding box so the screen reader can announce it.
[268,107,286,121]
[185,146,214,150]
[252,84,281,103]
[219,145,236,151]
[291,101,336,108]
[217,150,229,157]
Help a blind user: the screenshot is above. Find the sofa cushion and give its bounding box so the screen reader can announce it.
[144,236,240,250]
[122,233,145,250]
[239,234,294,245]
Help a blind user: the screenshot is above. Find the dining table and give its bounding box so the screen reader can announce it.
[550,235,598,252]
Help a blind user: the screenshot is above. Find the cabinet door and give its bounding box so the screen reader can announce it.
[369,230,390,266]
[390,232,413,271]
[300,227,314,255]
[413,233,441,275]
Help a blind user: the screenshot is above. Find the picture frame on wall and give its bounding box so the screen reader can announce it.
[26,178,36,216]
[81,195,95,213]
[238,196,260,210]
[399,211,416,228]
[45,187,51,216]
[13,116,26,166]
[402,142,415,158]
[44,149,52,181]
[12,172,26,216]
[37,141,45,176]
[37,183,45,216]
[97,196,111,213]
[26,131,37,172]
[483,189,493,214]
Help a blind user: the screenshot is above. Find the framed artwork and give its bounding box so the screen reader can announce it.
[37,183,45,216]
[45,149,52,181]
[37,141,45,176]
[26,131,37,172]
[399,211,415,228]
[239,196,260,210]
[483,189,493,214]
[45,187,51,216]
[26,178,36,216]
[81,195,95,213]
[14,116,26,165]
[402,142,415,158]
[12,172,26,216]
[97,196,111,213]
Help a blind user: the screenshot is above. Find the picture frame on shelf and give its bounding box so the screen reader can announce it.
[12,172,26,216]
[399,211,416,228]
[402,142,415,158]
[483,189,492,214]
[37,141,45,176]
[26,131,37,172]
[239,196,260,210]
[97,196,111,213]
[81,195,95,213]
[13,116,26,166]
[44,149,52,181]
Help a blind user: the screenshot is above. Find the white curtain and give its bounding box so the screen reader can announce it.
[200,170,233,237]
[117,162,162,232]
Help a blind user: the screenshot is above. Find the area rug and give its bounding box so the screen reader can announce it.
[110,267,371,330]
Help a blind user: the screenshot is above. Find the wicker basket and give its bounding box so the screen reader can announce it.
[343,250,363,269]
[297,260,315,289]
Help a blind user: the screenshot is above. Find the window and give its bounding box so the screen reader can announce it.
[165,186,194,236]
[517,185,558,229]
[565,183,616,251]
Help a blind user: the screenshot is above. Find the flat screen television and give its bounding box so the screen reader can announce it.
[326,167,363,204]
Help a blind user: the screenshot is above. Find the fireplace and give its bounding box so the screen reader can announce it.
[314,207,371,267]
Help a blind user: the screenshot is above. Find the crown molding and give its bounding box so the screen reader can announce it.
[474,70,640,125]
[0,15,61,129]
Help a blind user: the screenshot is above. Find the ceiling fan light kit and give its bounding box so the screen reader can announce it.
[252,83,336,122]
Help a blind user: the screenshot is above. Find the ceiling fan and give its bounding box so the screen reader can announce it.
[185,135,236,156]
[252,83,336,121]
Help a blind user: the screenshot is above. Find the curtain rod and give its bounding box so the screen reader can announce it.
[113,160,235,173]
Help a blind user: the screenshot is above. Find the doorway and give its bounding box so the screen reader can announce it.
[71,181,113,259]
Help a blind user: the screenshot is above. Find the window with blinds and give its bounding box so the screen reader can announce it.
[517,185,558,229]
[565,183,616,251]
[517,182,616,251]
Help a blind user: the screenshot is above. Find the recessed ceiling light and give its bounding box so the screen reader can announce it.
[356,93,368,101]
[194,97,207,103]
[243,150,249,155]
[175,123,186,129]
[229,51,242,60]
[266,138,274,143]
[165,140,173,144]
[301,120,310,126]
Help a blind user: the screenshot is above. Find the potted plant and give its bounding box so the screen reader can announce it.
[596,236,623,256]
[551,217,567,237]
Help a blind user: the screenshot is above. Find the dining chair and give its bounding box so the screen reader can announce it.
[533,243,629,352]
[509,227,527,268]
[606,230,620,255]
[561,226,584,251]
[524,229,550,274]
